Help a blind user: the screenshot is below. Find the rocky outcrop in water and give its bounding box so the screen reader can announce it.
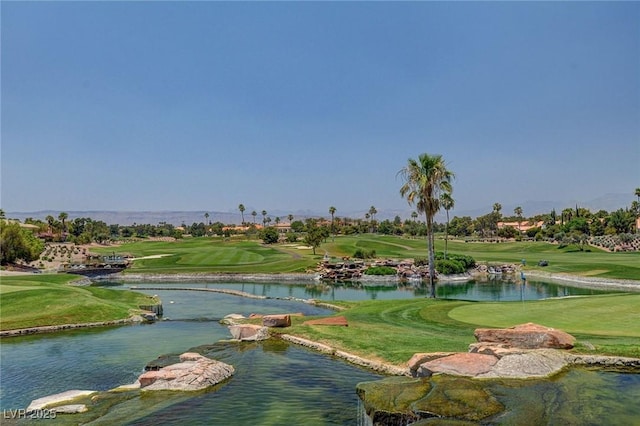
[228,324,269,341]
[138,352,234,391]
[361,323,640,424]
[473,322,575,350]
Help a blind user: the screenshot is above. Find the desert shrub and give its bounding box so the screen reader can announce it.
[353,249,376,259]
[435,259,466,275]
[414,257,428,267]
[364,266,397,276]
[435,252,476,269]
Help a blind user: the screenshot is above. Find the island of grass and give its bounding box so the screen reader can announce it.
[0,274,159,333]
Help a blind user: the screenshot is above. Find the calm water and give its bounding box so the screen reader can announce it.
[0,280,637,424]
[107,277,610,302]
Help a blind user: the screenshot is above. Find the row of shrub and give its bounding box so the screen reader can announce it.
[413,253,476,275]
[364,266,397,276]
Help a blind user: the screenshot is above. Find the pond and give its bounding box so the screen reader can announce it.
[0,279,637,424]
[103,276,612,302]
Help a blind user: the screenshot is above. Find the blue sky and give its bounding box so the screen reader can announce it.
[2,1,639,218]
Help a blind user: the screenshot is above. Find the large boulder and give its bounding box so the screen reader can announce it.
[407,352,456,376]
[474,323,575,349]
[416,353,499,378]
[262,314,291,328]
[138,352,234,391]
[228,324,269,341]
[476,349,570,379]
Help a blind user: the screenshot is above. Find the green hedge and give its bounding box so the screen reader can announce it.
[364,266,397,276]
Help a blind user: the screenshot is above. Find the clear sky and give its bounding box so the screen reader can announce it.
[2,1,639,218]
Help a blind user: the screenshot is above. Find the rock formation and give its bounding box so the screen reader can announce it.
[138,352,234,391]
[228,324,269,341]
[262,314,291,327]
[473,322,575,350]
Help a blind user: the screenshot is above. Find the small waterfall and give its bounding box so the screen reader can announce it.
[357,398,373,426]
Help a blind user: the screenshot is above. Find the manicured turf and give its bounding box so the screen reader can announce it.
[276,294,640,364]
[93,234,640,280]
[94,238,319,273]
[0,274,157,330]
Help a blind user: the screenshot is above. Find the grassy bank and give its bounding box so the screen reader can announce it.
[273,294,640,363]
[93,235,640,281]
[0,274,157,331]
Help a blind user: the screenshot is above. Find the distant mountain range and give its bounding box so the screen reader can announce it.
[6,193,634,226]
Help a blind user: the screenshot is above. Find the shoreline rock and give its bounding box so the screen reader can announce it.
[138,352,234,391]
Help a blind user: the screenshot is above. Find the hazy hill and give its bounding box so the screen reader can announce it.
[6,193,633,226]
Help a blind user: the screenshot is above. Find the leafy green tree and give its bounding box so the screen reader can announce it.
[260,226,279,244]
[290,220,305,233]
[607,209,634,234]
[303,224,324,255]
[449,216,473,237]
[0,222,44,265]
[399,153,454,298]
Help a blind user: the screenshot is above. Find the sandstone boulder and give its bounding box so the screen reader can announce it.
[228,324,269,341]
[407,352,456,376]
[474,323,575,349]
[138,352,234,391]
[416,353,498,378]
[262,314,291,328]
[477,349,569,379]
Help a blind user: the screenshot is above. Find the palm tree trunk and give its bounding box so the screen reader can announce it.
[444,210,449,260]
[426,213,436,298]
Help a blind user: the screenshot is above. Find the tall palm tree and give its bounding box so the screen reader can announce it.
[411,211,418,222]
[514,206,523,233]
[251,210,257,224]
[329,206,336,241]
[204,212,210,224]
[238,204,246,225]
[261,210,267,226]
[368,206,377,233]
[635,188,640,203]
[287,214,294,224]
[58,212,68,240]
[399,153,454,298]
[440,192,454,259]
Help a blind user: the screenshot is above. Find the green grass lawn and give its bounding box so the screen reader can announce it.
[93,234,640,280]
[0,274,157,330]
[94,238,320,274]
[274,294,640,364]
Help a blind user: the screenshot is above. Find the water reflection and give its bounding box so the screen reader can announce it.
[108,277,612,303]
